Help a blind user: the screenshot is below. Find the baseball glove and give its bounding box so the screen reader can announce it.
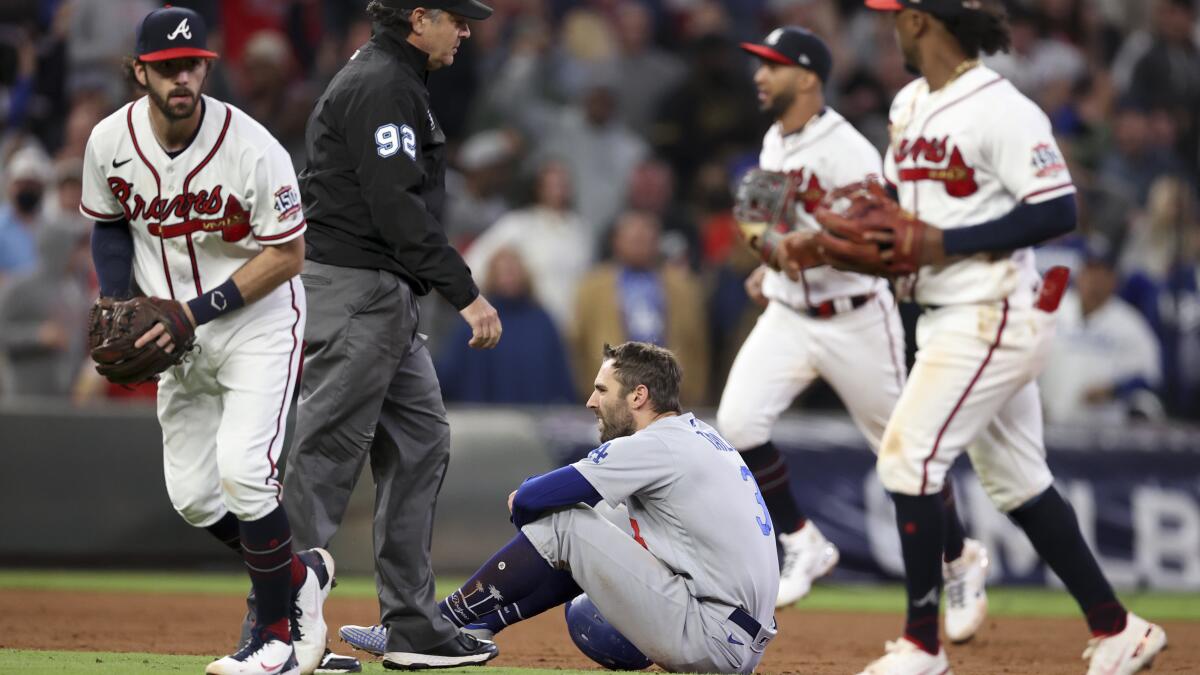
[813,180,937,276]
[733,168,801,268]
[89,296,196,384]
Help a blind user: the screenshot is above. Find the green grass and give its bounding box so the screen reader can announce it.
[2,568,1198,622]
[0,650,597,675]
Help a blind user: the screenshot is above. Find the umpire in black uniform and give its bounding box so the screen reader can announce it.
[284,0,501,668]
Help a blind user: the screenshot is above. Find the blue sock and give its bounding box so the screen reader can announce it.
[240,506,297,643]
[941,483,966,562]
[463,569,581,634]
[440,532,557,627]
[1009,487,1126,636]
[892,492,944,655]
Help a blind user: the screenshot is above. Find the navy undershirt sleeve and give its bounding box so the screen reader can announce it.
[511,465,603,528]
[942,194,1076,256]
[91,218,135,298]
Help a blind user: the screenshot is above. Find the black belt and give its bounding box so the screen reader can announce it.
[805,293,873,319]
[728,607,761,638]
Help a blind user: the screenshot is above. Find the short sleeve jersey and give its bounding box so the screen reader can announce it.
[80,95,305,301]
[884,65,1075,306]
[573,414,780,627]
[758,107,885,309]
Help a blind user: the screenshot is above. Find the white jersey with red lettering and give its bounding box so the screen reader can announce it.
[718,106,908,522]
[758,107,886,309]
[80,94,306,302]
[883,64,1075,308]
[79,94,307,527]
[875,65,1065,511]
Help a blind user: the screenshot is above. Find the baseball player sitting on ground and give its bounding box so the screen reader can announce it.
[435,342,780,674]
[780,1,1168,673]
[724,25,987,639]
[79,7,336,675]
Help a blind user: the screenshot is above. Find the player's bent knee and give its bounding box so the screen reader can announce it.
[875,449,928,496]
[564,593,652,671]
[170,493,225,527]
[715,407,771,451]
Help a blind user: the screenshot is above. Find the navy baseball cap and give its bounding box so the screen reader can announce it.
[740,27,832,83]
[866,0,987,18]
[380,0,493,21]
[136,6,219,62]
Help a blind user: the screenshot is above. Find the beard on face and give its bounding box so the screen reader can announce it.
[596,400,637,443]
[764,88,796,121]
[147,84,202,121]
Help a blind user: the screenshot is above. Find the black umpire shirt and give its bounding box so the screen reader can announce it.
[299,24,478,310]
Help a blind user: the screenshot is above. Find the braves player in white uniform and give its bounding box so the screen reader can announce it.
[723,26,988,629]
[433,342,779,673]
[838,2,1168,673]
[79,8,336,675]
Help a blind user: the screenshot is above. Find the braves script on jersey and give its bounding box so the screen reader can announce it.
[80,95,307,300]
[758,108,886,308]
[885,64,1075,306]
[573,413,779,628]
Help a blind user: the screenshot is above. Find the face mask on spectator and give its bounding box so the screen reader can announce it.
[15,188,43,215]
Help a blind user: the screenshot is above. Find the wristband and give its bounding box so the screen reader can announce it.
[187,278,245,326]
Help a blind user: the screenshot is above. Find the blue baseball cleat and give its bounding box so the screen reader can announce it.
[339,624,388,657]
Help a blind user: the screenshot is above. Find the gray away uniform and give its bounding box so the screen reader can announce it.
[522,413,780,674]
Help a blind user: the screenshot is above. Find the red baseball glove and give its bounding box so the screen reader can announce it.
[812,180,942,276]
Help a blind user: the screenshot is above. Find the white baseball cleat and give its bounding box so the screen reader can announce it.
[207,627,300,675]
[856,638,952,675]
[1083,613,1167,675]
[776,521,839,607]
[943,538,988,643]
[293,548,335,674]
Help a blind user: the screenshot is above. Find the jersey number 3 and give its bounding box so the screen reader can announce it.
[376,123,416,160]
[741,466,774,536]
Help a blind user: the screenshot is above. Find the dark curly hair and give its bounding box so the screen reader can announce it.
[941,0,1012,57]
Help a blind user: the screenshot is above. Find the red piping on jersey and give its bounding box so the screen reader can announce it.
[127,103,175,300]
[918,300,1008,494]
[81,204,123,221]
[185,233,203,295]
[256,220,306,242]
[265,278,302,500]
[182,106,232,195]
[878,296,904,391]
[1020,182,1074,203]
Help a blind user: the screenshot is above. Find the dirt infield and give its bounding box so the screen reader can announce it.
[2,589,1194,674]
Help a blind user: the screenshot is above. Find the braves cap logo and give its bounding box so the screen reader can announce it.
[167,18,192,41]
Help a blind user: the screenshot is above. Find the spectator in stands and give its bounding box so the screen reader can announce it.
[465,159,593,331]
[539,78,648,238]
[0,146,52,283]
[1124,0,1200,175]
[1041,239,1165,423]
[50,157,88,233]
[1118,176,1200,420]
[1098,101,1183,204]
[986,5,1086,106]
[443,128,519,245]
[652,32,761,191]
[0,224,90,398]
[611,1,686,138]
[233,30,313,169]
[624,158,699,269]
[571,210,709,406]
[436,247,574,404]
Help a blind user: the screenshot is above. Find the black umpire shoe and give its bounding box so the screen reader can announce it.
[315,648,363,673]
[382,633,499,670]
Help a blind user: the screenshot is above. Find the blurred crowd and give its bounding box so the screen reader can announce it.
[0,0,1197,424]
